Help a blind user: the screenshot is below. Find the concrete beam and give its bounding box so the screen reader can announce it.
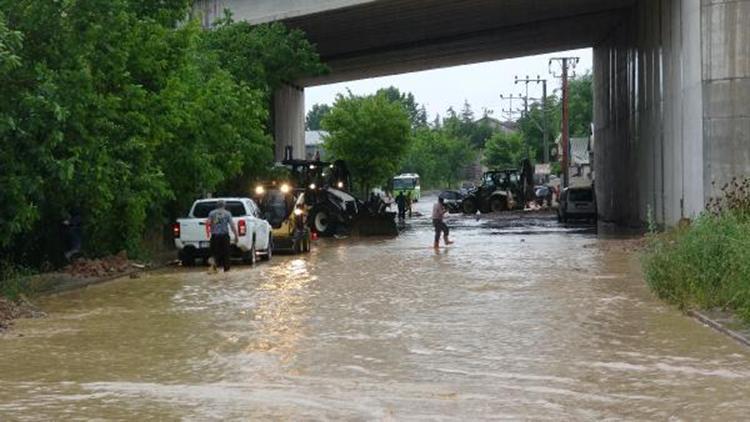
[193,0,374,26]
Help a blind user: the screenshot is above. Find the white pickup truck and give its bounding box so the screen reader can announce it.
[173,197,273,266]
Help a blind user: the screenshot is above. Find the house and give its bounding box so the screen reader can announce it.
[474,116,517,134]
[305,130,328,160]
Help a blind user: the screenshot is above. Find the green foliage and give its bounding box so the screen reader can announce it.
[401,129,476,189]
[322,92,412,193]
[515,74,592,163]
[516,97,560,163]
[201,18,327,98]
[644,178,750,322]
[0,1,321,268]
[442,103,494,148]
[0,261,32,301]
[483,131,526,170]
[376,86,427,129]
[306,103,331,130]
[568,73,593,137]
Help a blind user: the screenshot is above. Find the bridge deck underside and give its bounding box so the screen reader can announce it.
[278,0,634,85]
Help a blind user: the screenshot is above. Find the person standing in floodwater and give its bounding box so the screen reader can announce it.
[207,200,238,273]
[432,197,454,249]
[396,191,407,221]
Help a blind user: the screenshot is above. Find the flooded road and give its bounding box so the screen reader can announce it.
[2,196,750,420]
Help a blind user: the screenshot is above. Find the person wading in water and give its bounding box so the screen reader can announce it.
[207,200,239,273]
[432,197,454,249]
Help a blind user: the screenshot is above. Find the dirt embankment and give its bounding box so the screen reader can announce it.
[0,296,45,332]
[1,252,154,331]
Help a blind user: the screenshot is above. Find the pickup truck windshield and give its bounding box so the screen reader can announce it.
[192,201,246,218]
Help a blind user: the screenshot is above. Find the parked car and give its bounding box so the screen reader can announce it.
[174,197,273,266]
[558,186,596,222]
[438,190,464,213]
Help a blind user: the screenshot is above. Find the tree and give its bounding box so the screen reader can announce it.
[517,96,561,163]
[0,1,323,268]
[201,17,327,99]
[515,73,592,164]
[401,129,476,189]
[305,103,331,130]
[322,92,412,194]
[460,100,475,123]
[483,131,526,169]
[376,86,427,129]
[568,73,593,137]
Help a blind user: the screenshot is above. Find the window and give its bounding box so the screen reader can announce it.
[568,189,593,202]
[192,201,247,218]
[393,178,416,189]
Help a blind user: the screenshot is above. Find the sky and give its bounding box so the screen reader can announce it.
[305,48,592,123]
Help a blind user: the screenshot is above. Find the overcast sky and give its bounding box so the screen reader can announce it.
[306,48,592,123]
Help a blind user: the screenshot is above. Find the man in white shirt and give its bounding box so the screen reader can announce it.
[432,197,454,249]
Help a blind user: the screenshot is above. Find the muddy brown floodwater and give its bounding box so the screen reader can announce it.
[2,195,750,420]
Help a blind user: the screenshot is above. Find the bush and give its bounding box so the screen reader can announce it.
[643,177,750,322]
[0,262,33,301]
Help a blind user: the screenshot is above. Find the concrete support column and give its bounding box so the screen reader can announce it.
[594,0,705,227]
[701,0,750,198]
[273,84,305,161]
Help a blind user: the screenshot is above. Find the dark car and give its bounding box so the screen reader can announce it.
[558,186,597,222]
[438,190,464,213]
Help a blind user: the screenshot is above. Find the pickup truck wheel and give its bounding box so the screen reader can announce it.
[462,199,477,214]
[180,249,196,267]
[243,242,256,266]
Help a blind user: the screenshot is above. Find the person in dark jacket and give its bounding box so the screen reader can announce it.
[395,192,406,221]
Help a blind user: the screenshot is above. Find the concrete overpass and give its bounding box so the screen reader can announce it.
[194,0,750,227]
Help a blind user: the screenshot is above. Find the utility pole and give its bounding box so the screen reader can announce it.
[515,76,549,163]
[549,57,579,188]
[499,93,525,121]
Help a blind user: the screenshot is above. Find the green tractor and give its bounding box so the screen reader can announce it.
[461,162,534,214]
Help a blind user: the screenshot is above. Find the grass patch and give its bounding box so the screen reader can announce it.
[0,262,34,301]
[643,177,750,322]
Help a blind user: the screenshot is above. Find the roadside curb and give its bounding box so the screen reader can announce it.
[37,263,175,297]
[688,310,750,348]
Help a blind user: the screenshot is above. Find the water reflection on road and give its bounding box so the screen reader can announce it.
[2,197,749,420]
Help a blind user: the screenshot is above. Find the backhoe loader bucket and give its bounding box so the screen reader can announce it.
[351,211,398,237]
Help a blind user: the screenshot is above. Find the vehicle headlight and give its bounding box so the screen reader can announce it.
[337,181,344,188]
[280,184,290,194]
[255,186,265,195]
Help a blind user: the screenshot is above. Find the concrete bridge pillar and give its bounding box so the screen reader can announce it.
[701,0,750,199]
[594,0,750,227]
[273,84,305,161]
